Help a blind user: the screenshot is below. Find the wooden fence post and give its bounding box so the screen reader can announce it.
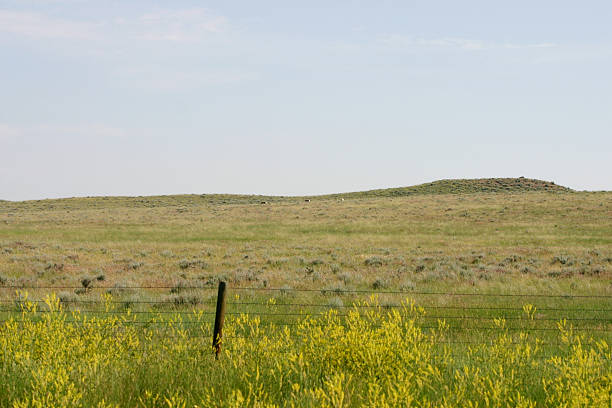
[212,281,227,359]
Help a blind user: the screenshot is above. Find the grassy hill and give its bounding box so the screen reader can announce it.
[0,178,574,211]
[327,177,572,199]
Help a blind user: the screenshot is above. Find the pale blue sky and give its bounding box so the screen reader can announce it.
[1,1,611,200]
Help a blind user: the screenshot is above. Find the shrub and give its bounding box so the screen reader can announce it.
[161,250,174,258]
[364,257,383,267]
[58,291,77,304]
[371,277,389,290]
[399,279,416,291]
[178,259,208,270]
[552,255,574,266]
[338,272,352,285]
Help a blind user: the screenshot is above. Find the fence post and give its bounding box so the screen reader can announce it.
[212,281,227,359]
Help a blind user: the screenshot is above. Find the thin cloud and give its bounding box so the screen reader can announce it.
[379,34,557,52]
[137,8,228,41]
[503,42,557,49]
[0,7,228,43]
[105,8,231,43]
[114,68,258,91]
[0,10,98,39]
[380,34,484,51]
[0,123,128,140]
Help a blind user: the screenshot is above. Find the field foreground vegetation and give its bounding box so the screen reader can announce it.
[1,295,611,407]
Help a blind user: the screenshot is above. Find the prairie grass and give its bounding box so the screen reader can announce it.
[0,183,611,405]
[0,190,610,295]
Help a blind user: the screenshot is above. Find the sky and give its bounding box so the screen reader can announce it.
[1,1,611,200]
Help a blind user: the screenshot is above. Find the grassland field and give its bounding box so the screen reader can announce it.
[0,178,611,407]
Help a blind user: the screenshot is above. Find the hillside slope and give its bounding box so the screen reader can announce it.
[0,178,573,210]
[328,177,572,199]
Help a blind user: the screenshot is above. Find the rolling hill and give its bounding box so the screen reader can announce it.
[1,178,573,210]
[327,177,572,199]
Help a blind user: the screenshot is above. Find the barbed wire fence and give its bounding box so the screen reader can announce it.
[1,283,611,360]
